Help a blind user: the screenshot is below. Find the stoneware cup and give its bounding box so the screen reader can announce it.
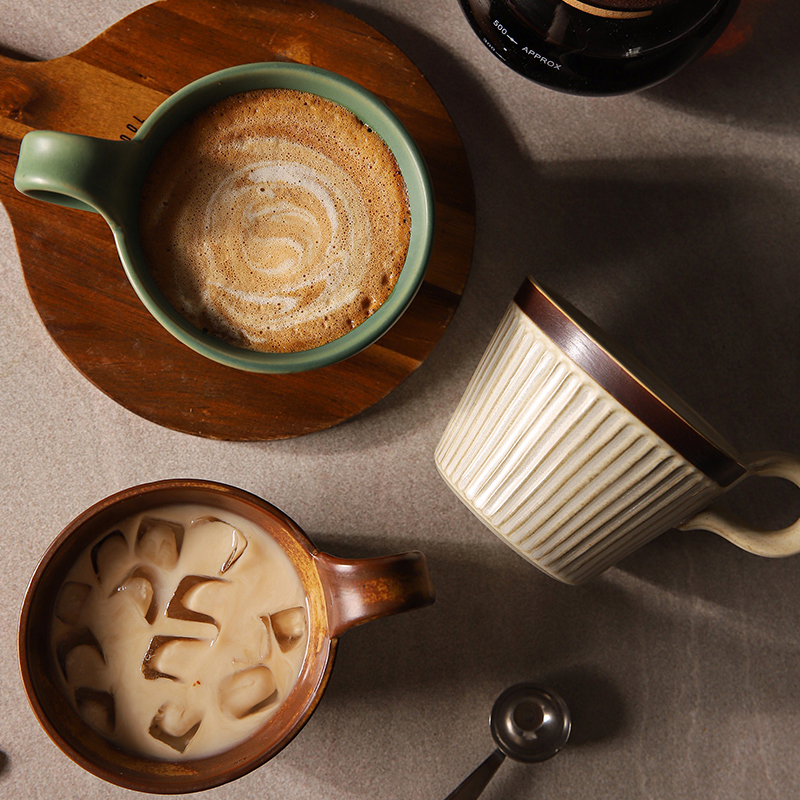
[13,62,434,373]
[435,276,800,585]
[19,479,435,793]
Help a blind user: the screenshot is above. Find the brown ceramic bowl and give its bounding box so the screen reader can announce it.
[19,479,435,793]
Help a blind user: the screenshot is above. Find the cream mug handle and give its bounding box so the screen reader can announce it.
[678,452,800,557]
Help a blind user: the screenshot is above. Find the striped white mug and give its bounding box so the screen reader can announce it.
[435,277,800,585]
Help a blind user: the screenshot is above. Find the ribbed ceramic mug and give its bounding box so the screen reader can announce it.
[19,480,434,793]
[435,277,800,585]
[13,62,434,373]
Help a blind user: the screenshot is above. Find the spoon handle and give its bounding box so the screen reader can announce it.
[444,749,506,800]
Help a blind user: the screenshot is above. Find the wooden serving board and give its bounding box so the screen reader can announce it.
[0,0,474,440]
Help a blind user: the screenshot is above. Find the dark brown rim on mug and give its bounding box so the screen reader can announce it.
[514,277,746,487]
[18,479,434,794]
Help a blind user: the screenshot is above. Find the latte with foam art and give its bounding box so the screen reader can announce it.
[139,89,411,353]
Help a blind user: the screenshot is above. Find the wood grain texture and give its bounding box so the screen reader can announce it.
[0,0,474,439]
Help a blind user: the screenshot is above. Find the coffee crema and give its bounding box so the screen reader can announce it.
[139,89,411,353]
[50,504,308,760]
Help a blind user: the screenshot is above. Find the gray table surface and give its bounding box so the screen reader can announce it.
[2,1,799,798]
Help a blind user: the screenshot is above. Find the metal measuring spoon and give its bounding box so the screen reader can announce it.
[444,684,571,800]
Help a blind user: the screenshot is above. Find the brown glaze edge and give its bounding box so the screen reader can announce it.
[315,550,435,639]
[514,278,746,487]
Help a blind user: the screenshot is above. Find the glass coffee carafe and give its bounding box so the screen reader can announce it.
[458,0,741,95]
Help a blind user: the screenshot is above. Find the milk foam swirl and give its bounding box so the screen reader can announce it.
[199,150,369,340]
[139,89,411,353]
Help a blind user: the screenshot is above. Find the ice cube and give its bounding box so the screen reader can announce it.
[55,581,91,625]
[75,687,115,736]
[220,526,247,574]
[149,703,201,753]
[56,628,104,680]
[255,617,273,661]
[188,516,248,574]
[142,635,179,680]
[90,530,129,587]
[270,607,307,652]
[136,517,183,569]
[112,567,156,623]
[218,666,278,719]
[64,643,106,688]
[166,575,225,627]
[142,635,210,682]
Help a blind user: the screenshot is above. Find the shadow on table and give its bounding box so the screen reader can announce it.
[645,0,800,134]
[343,0,800,136]
[271,6,800,797]
[265,3,800,461]
[295,516,800,777]
[280,143,800,467]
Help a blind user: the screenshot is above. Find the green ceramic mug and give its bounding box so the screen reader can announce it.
[14,63,435,373]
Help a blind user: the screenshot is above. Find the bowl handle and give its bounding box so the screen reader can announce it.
[315,550,435,638]
[678,451,800,557]
[14,130,138,220]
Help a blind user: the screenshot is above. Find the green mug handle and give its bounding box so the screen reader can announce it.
[14,131,139,224]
